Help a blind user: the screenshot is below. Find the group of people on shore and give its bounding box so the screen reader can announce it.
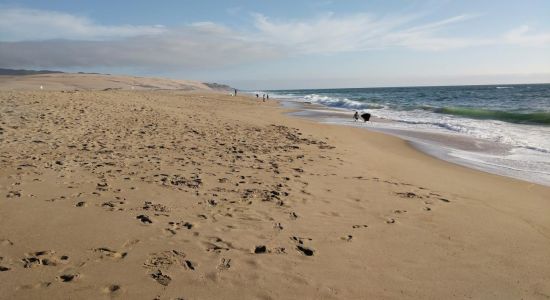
[233,89,269,102]
[235,89,370,121]
[255,93,269,102]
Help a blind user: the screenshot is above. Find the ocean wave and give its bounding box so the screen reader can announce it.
[269,90,550,154]
[432,107,550,125]
[302,94,385,110]
[300,93,550,126]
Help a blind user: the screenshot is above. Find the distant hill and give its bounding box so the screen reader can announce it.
[0,70,235,92]
[0,68,234,92]
[0,68,65,76]
[204,82,233,91]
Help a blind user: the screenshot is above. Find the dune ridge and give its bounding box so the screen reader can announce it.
[0,72,231,92]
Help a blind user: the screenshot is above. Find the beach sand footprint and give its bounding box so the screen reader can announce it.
[165,221,194,235]
[58,273,79,283]
[75,201,87,207]
[254,245,267,254]
[290,236,315,256]
[203,237,232,253]
[101,200,125,211]
[144,250,196,285]
[396,192,422,199]
[102,284,122,295]
[340,235,353,242]
[92,247,127,260]
[296,245,314,256]
[143,201,170,216]
[144,250,192,271]
[217,258,231,271]
[21,250,69,268]
[151,270,171,286]
[136,214,153,224]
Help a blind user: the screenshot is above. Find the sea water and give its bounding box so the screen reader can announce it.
[260,84,550,186]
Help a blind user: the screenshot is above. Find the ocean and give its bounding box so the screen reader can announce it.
[259,84,550,186]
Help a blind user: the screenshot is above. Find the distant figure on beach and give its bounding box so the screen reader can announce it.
[266,94,269,100]
[234,89,238,96]
[354,111,359,122]
[262,94,265,101]
[361,112,371,122]
[256,94,259,98]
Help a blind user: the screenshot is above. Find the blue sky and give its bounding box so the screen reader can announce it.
[1,0,549,89]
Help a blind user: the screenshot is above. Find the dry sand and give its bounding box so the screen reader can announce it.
[1,77,550,299]
[0,73,217,91]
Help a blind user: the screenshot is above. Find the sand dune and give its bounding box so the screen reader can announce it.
[0,86,549,299]
[0,72,228,92]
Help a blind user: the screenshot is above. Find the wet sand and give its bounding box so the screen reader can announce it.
[1,87,550,299]
[286,101,509,153]
[286,100,550,186]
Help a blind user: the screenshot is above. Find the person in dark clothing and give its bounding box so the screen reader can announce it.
[234,89,238,96]
[354,111,359,122]
[361,112,371,122]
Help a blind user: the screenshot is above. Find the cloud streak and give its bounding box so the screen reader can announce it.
[0,8,166,41]
[0,7,549,71]
[252,13,489,52]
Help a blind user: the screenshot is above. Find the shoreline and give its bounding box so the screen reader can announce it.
[1,89,550,299]
[276,97,550,187]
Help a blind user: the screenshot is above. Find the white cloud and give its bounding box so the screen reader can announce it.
[0,7,280,70]
[0,7,548,71]
[251,13,493,52]
[0,8,166,41]
[503,25,550,47]
[0,29,281,70]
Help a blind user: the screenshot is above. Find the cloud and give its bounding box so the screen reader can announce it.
[0,8,166,41]
[503,25,550,47]
[0,7,283,70]
[0,7,548,71]
[252,13,491,52]
[0,27,281,70]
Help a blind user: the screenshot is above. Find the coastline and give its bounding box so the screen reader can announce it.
[1,89,550,299]
[278,98,550,186]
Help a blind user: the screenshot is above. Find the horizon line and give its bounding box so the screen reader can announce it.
[261,82,550,91]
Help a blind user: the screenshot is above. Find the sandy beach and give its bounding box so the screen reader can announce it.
[1,77,550,299]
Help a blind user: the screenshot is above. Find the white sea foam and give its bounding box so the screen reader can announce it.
[301,94,387,110]
[274,92,550,155]
[270,91,550,186]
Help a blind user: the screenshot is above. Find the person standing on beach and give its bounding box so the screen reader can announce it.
[262,94,265,102]
[354,111,359,122]
[234,89,238,96]
[266,94,269,100]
